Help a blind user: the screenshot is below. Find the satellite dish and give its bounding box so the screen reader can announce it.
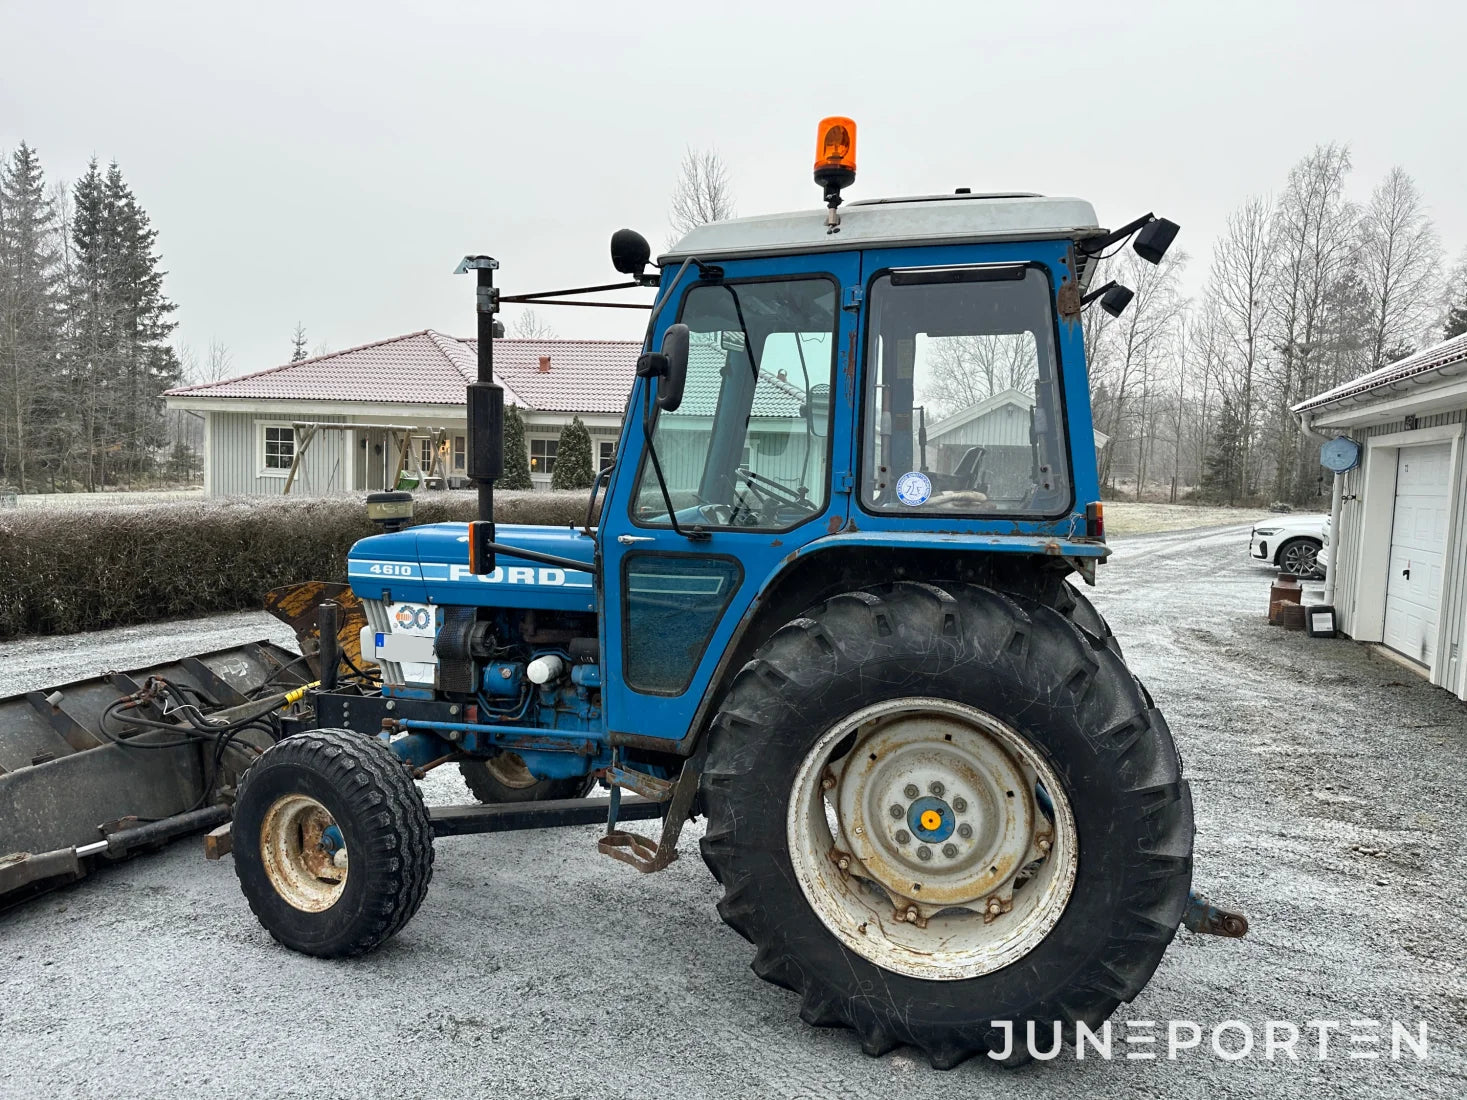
[1319,436,1361,474]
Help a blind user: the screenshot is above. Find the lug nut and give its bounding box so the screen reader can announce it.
[942,843,958,858]
[903,784,919,799]
[957,823,973,839]
[889,804,903,819]
[952,797,968,813]
[986,898,1002,915]
[929,781,945,797]
[1037,837,1051,853]
[917,846,932,861]
[837,857,850,872]
[906,906,920,923]
[821,775,836,790]
[895,830,910,844]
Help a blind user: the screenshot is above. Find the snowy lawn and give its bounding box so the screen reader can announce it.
[1104,501,1271,535]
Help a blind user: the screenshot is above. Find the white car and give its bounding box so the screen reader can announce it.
[1249,513,1327,577]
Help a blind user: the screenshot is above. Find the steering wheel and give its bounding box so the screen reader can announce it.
[735,468,818,515]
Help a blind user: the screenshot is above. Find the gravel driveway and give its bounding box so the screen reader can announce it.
[2,525,1463,1098]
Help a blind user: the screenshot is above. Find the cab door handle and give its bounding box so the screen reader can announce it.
[618,535,656,545]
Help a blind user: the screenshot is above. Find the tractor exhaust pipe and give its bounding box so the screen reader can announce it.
[455,256,506,571]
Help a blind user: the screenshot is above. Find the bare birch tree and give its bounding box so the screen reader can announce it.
[1356,166,1442,366]
[668,148,735,242]
[510,308,556,339]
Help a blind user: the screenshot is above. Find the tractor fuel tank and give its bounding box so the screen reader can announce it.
[347,522,596,613]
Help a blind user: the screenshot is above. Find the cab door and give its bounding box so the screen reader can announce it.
[598,251,862,743]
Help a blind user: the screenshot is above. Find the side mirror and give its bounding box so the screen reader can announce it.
[636,323,690,412]
[1133,217,1180,264]
[610,228,652,278]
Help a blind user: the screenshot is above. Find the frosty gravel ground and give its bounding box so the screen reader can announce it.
[2,525,1464,1099]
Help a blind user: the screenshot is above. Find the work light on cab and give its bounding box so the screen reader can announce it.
[813,115,857,231]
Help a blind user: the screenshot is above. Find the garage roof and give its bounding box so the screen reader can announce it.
[1293,333,1467,415]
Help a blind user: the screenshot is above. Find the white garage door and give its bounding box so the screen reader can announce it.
[1383,442,1453,666]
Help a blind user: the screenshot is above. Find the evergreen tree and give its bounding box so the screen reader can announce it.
[1445,293,1467,341]
[0,143,63,492]
[550,414,595,490]
[499,404,533,490]
[102,162,180,478]
[68,159,114,489]
[1200,395,1247,505]
[290,322,309,362]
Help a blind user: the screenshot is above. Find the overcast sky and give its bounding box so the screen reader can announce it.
[3,1,1464,376]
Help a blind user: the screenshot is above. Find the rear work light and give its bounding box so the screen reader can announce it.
[1085,501,1105,540]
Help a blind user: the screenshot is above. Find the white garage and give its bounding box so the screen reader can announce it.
[1294,333,1467,701]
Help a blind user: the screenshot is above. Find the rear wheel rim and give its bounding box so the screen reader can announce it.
[484,752,539,789]
[786,697,1078,981]
[260,793,348,912]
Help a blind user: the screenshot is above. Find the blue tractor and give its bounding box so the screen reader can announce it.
[229,119,1245,1067]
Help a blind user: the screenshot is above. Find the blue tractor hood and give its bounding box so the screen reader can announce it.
[347,522,597,612]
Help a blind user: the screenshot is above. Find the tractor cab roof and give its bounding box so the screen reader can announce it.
[661,192,1103,262]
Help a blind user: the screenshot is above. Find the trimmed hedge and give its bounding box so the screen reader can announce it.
[0,491,595,640]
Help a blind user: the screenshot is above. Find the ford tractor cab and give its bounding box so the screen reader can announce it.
[228,118,1245,1069]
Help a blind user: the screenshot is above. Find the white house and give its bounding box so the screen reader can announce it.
[924,388,1109,497]
[163,331,640,495]
[1294,333,1467,702]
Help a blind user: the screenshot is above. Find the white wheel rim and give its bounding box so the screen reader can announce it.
[787,697,1078,981]
[485,752,539,789]
[260,793,348,912]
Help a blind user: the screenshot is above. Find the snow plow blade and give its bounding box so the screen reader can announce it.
[0,641,308,911]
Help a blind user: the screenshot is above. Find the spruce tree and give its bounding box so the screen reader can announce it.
[1445,294,1467,341]
[0,142,63,492]
[550,414,595,490]
[1200,395,1247,505]
[68,160,108,489]
[290,323,309,362]
[102,162,179,478]
[499,404,533,490]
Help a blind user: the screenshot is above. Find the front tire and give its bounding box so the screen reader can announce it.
[699,581,1193,1069]
[1277,537,1322,578]
[234,729,433,957]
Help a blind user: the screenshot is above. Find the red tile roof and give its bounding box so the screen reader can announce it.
[164,330,641,415]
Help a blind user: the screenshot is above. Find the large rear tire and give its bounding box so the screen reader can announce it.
[233,729,433,957]
[699,581,1193,1069]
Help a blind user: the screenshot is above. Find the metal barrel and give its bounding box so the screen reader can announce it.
[0,640,306,909]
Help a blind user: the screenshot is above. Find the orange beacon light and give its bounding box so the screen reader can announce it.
[813,116,857,192]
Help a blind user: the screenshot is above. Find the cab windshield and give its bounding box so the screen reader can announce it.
[860,265,1070,517]
[634,276,838,530]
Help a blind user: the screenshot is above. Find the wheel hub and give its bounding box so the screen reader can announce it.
[834,715,1041,910]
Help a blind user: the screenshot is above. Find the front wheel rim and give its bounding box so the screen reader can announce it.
[1283,543,1318,574]
[260,793,348,912]
[786,698,1078,981]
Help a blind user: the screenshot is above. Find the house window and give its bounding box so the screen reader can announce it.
[598,440,616,471]
[452,434,466,472]
[530,437,558,474]
[260,423,295,474]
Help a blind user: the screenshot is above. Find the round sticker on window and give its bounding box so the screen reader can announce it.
[895,471,932,507]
